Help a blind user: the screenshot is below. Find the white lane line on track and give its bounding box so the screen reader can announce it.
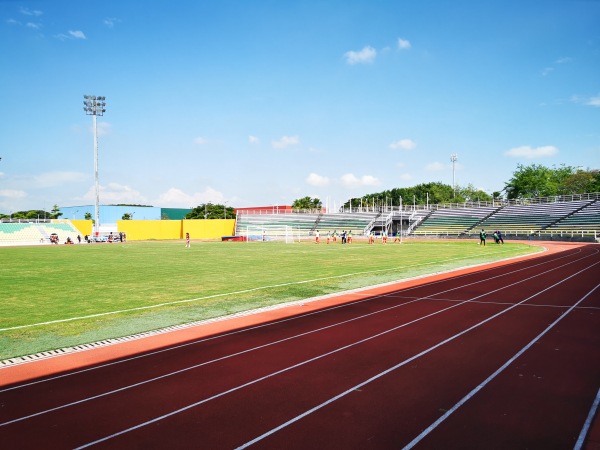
[575,386,600,450]
[0,246,541,333]
[72,254,599,448]
[1,246,581,393]
[403,282,600,450]
[395,296,600,310]
[236,262,600,450]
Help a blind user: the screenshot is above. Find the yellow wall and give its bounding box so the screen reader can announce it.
[116,220,182,240]
[183,219,236,239]
[70,220,93,236]
[116,219,235,241]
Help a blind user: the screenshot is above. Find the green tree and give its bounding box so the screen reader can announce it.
[84,212,92,221]
[346,182,458,209]
[503,164,575,199]
[50,204,63,219]
[292,196,322,210]
[186,203,236,220]
[122,213,132,220]
[457,184,492,202]
[560,169,600,195]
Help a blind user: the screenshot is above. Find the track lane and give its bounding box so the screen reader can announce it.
[77,249,600,448]
[0,244,597,448]
[232,252,600,449]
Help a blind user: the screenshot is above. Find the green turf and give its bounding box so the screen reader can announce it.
[0,239,540,360]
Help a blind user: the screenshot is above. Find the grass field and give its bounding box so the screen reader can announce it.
[0,239,541,360]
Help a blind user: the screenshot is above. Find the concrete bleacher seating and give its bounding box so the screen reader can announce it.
[475,200,590,235]
[235,212,378,240]
[546,200,600,234]
[0,222,81,245]
[412,206,498,236]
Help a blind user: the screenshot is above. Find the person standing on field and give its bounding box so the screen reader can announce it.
[497,230,504,244]
[315,230,320,244]
[479,229,487,246]
[185,232,190,248]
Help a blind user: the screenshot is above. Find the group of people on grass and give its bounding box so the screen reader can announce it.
[314,230,405,245]
[479,229,504,246]
[315,230,353,244]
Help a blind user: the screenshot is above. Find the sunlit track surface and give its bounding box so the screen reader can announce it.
[1,244,599,449]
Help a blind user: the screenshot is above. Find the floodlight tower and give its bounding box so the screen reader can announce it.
[450,153,458,197]
[83,95,106,238]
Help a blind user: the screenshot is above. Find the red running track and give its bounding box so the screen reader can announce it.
[1,242,599,449]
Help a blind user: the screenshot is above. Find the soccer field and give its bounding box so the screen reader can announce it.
[0,239,540,360]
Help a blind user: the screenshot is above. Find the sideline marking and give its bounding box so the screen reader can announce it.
[0,247,537,332]
[574,386,600,450]
[73,256,597,448]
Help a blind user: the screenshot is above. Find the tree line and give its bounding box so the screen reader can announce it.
[292,164,599,210]
[2,164,597,219]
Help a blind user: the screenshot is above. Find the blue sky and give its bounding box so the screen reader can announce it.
[0,1,599,213]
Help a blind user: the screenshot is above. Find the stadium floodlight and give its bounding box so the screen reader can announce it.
[450,153,458,197]
[83,95,107,239]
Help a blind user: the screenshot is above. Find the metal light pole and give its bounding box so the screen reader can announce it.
[83,95,106,238]
[450,153,458,198]
[400,196,403,244]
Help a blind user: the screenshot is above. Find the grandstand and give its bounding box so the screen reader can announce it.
[474,200,592,237]
[411,206,500,236]
[235,194,599,243]
[2,194,598,245]
[235,211,379,241]
[545,199,600,238]
[0,221,81,246]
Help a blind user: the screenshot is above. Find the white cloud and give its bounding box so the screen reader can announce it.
[155,186,224,207]
[83,182,147,204]
[389,139,416,150]
[344,46,377,65]
[340,173,381,188]
[426,162,447,171]
[86,122,110,137]
[0,189,27,199]
[555,57,573,64]
[586,95,600,107]
[33,171,87,188]
[248,135,259,144]
[398,38,411,49]
[7,19,21,26]
[542,67,554,77]
[194,136,208,145]
[504,145,559,159]
[20,8,43,17]
[306,173,330,187]
[96,121,111,137]
[272,135,300,149]
[68,30,86,40]
[103,18,120,28]
[26,22,41,29]
[570,94,600,107]
[399,173,413,181]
